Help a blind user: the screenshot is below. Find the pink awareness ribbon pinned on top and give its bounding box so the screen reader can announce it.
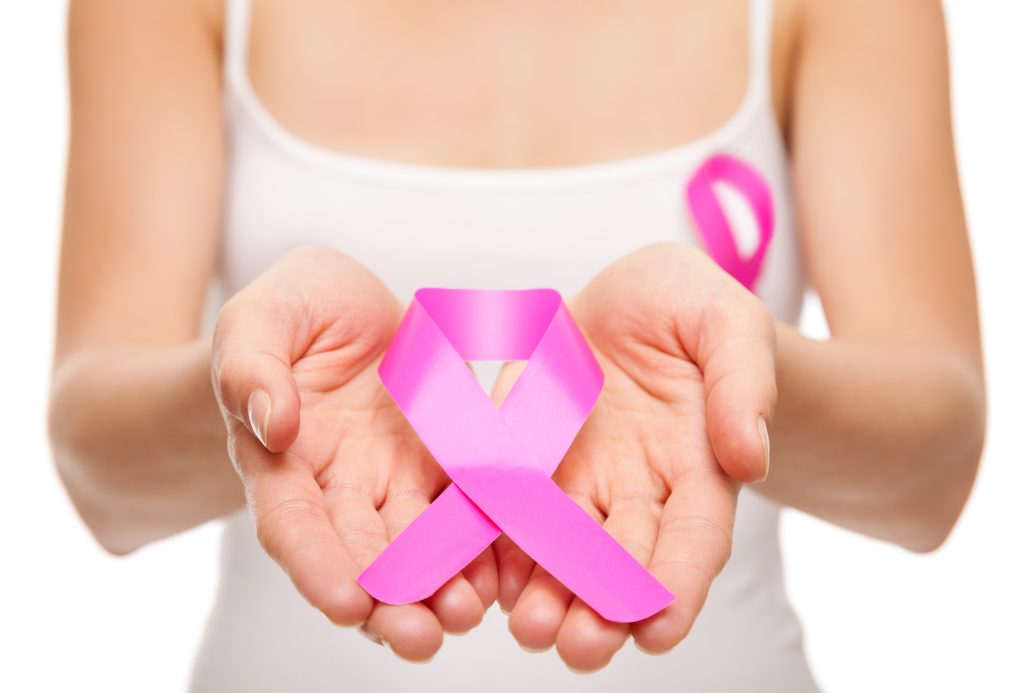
[357,289,674,623]
[687,153,775,292]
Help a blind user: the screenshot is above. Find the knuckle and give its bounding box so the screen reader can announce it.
[658,513,733,573]
[383,485,432,509]
[334,525,386,558]
[648,555,715,586]
[316,473,371,499]
[212,293,246,340]
[212,352,244,401]
[210,303,248,377]
[254,496,324,556]
[608,487,663,512]
[617,535,655,561]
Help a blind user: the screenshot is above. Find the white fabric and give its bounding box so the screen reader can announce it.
[190,0,819,690]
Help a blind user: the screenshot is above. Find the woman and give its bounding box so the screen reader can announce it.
[48,0,986,690]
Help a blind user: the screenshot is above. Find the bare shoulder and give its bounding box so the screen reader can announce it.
[796,0,949,67]
[68,0,222,54]
[65,0,224,122]
[800,0,946,31]
[780,0,949,138]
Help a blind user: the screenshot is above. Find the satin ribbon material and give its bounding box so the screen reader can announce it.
[687,153,775,291]
[357,289,675,623]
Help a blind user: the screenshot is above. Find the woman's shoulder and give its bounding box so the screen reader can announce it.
[797,0,947,52]
[777,0,948,140]
[69,0,224,56]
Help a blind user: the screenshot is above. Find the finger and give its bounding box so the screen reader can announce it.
[379,485,486,634]
[556,602,626,673]
[238,432,373,627]
[321,473,443,657]
[507,563,573,652]
[362,603,444,662]
[632,469,737,654]
[321,474,390,572]
[361,486,450,658]
[696,291,777,483]
[461,544,499,612]
[493,534,535,613]
[508,491,603,651]
[212,295,301,453]
[556,492,660,671]
[423,573,486,635]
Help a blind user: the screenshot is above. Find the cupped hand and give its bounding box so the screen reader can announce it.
[494,243,777,671]
[211,247,497,661]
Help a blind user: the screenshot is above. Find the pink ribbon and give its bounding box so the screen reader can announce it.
[687,153,775,291]
[357,289,674,623]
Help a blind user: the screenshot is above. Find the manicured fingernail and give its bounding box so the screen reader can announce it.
[247,389,271,449]
[357,623,385,647]
[757,416,770,482]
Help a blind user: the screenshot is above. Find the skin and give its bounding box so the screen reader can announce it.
[211,248,499,658]
[49,0,985,674]
[495,244,775,668]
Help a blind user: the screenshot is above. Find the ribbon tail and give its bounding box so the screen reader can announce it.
[448,465,675,623]
[357,484,498,604]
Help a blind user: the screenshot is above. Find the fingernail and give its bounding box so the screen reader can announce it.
[757,416,771,482]
[247,389,272,449]
[357,623,385,647]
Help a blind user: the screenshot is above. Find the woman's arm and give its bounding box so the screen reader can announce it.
[761,0,985,552]
[48,0,241,555]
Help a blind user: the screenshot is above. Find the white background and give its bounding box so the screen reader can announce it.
[1,2,1021,691]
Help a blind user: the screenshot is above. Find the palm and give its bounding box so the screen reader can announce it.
[499,244,773,671]
[559,311,725,514]
[216,249,496,662]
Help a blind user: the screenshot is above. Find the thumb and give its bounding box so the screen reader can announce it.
[695,292,777,484]
[211,297,301,454]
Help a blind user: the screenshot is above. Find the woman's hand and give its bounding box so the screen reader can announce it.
[211,247,497,661]
[495,243,777,671]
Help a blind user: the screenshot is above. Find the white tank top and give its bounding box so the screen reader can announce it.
[191,1,819,690]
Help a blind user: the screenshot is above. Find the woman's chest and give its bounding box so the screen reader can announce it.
[240,0,795,169]
[218,0,806,324]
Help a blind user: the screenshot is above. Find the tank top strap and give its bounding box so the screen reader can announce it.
[223,0,253,85]
[747,0,776,106]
